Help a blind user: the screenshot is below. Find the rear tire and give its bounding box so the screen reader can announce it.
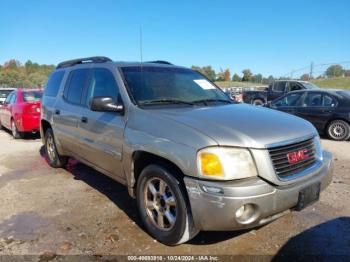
[11,120,22,139]
[252,99,264,106]
[136,164,199,245]
[44,128,68,168]
[327,120,350,141]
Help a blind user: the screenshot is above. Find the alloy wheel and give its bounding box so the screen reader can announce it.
[46,134,56,161]
[330,123,346,139]
[144,177,177,231]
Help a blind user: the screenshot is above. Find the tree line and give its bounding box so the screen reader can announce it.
[0,59,55,88]
[192,64,350,84]
[0,59,349,88]
[191,65,274,84]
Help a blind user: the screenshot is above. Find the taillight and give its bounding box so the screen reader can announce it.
[24,104,40,114]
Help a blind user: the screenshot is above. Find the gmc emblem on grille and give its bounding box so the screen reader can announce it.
[287,149,309,164]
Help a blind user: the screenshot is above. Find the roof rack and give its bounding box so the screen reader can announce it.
[146,60,173,65]
[56,56,112,69]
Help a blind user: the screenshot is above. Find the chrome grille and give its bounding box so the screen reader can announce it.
[268,138,316,178]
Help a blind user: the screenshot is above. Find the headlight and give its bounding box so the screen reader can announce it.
[197,147,258,180]
[314,136,323,160]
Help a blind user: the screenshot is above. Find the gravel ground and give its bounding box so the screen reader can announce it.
[0,129,349,260]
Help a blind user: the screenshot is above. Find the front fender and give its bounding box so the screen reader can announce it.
[122,127,199,196]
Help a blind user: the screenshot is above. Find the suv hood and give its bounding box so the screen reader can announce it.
[151,104,317,149]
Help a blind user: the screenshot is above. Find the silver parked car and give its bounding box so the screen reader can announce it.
[41,57,333,245]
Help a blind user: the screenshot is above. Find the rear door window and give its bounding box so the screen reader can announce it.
[45,71,65,97]
[273,82,286,92]
[10,92,17,104]
[4,93,13,104]
[322,94,337,107]
[64,69,90,105]
[288,82,303,92]
[273,93,303,107]
[303,93,323,107]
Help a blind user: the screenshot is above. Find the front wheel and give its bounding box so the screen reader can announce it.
[136,164,198,245]
[252,99,264,106]
[327,120,350,141]
[44,128,68,168]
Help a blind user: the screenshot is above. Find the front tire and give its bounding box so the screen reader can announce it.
[44,128,68,168]
[327,120,350,141]
[136,164,198,245]
[252,98,264,106]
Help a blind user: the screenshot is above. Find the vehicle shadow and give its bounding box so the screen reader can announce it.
[0,128,40,140]
[38,146,252,245]
[273,217,350,261]
[38,146,143,228]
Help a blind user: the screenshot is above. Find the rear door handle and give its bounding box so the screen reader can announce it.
[55,109,60,115]
[81,116,88,123]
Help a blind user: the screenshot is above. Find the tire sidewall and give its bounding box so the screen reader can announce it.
[136,165,189,245]
[253,99,264,106]
[11,120,20,139]
[45,128,61,167]
[327,120,350,141]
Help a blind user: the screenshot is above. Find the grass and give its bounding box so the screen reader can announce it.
[215,77,350,90]
[215,81,265,88]
[311,77,350,89]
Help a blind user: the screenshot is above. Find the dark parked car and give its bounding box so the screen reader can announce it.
[267,89,350,141]
[243,80,320,105]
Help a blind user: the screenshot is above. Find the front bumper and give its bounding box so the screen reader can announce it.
[184,150,333,231]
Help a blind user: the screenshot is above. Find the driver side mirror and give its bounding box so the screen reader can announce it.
[90,97,124,114]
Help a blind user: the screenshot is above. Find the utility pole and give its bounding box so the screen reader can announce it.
[309,62,314,79]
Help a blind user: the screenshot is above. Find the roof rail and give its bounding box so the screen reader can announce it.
[56,56,112,69]
[146,60,173,65]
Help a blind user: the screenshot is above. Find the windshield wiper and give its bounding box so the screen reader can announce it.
[191,99,232,105]
[140,99,195,106]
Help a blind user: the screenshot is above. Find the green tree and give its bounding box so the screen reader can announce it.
[326,64,344,78]
[191,65,216,81]
[242,69,252,82]
[251,74,262,83]
[232,73,241,82]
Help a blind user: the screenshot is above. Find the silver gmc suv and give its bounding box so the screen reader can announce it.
[41,56,333,245]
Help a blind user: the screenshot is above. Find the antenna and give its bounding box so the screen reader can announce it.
[140,26,143,64]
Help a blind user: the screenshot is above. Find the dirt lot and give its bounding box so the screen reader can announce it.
[0,129,349,260]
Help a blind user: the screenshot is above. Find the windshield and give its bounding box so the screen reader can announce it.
[302,82,320,89]
[121,66,230,106]
[338,90,350,99]
[22,91,43,102]
[0,90,13,99]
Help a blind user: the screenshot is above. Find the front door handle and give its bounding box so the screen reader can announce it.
[55,109,60,115]
[81,116,88,123]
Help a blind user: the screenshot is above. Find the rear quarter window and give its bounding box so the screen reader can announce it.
[44,71,65,97]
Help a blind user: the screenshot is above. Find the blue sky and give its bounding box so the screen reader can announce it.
[1,0,349,77]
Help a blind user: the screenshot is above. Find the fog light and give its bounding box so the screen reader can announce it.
[236,205,245,218]
[235,204,259,224]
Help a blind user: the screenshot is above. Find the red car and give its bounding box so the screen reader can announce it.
[0,89,43,139]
